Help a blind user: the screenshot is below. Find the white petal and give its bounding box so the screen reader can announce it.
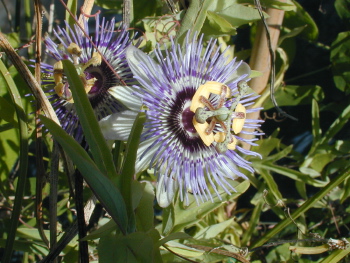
[156,173,178,208]
[108,85,142,110]
[126,46,162,87]
[135,136,158,173]
[98,110,138,140]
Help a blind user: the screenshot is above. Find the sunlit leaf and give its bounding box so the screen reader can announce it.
[170,180,250,233]
[134,181,155,232]
[40,115,128,235]
[194,218,234,240]
[263,85,324,110]
[283,1,318,40]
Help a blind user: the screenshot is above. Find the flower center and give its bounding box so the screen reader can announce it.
[181,105,196,134]
[53,43,103,103]
[190,81,249,153]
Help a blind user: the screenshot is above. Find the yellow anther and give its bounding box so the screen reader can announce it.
[190,85,210,112]
[55,82,74,103]
[53,74,63,86]
[204,81,231,97]
[53,60,63,71]
[90,52,102,66]
[192,118,214,146]
[214,132,225,143]
[214,132,237,150]
[81,52,102,71]
[53,61,64,85]
[190,81,231,112]
[67,43,82,56]
[62,86,74,102]
[231,103,246,134]
[54,82,64,97]
[190,81,233,147]
[81,76,97,94]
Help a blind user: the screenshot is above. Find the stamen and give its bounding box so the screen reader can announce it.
[231,103,246,134]
[190,80,252,153]
[214,132,237,150]
[190,81,231,112]
[81,52,102,71]
[54,82,64,97]
[67,43,82,56]
[192,118,214,146]
[80,76,98,94]
[53,60,63,85]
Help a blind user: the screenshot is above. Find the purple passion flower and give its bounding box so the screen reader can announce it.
[126,35,264,207]
[41,15,138,143]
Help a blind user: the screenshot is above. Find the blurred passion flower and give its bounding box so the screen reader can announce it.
[41,15,140,143]
[126,35,264,207]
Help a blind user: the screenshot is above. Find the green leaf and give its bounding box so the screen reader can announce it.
[258,169,283,200]
[331,31,350,94]
[203,3,267,37]
[263,85,324,110]
[0,96,16,125]
[309,153,336,173]
[175,0,212,45]
[134,181,155,232]
[163,241,205,258]
[278,25,307,45]
[335,140,350,153]
[320,102,350,145]
[98,231,159,263]
[65,0,78,29]
[94,0,122,9]
[0,238,48,256]
[62,60,118,182]
[335,0,350,21]
[171,180,250,233]
[205,11,236,35]
[81,219,117,241]
[251,166,350,249]
[283,0,319,41]
[254,162,328,187]
[236,0,296,11]
[40,115,128,235]
[311,99,321,150]
[119,112,146,233]
[241,201,264,246]
[215,4,266,27]
[0,59,29,263]
[156,232,192,248]
[193,218,234,240]
[134,0,158,23]
[320,241,350,263]
[264,144,293,163]
[341,177,350,203]
[5,33,21,49]
[161,205,175,235]
[252,137,281,158]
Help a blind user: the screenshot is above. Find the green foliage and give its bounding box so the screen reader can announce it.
[283,0,319,41]
[331,31,350,94]
[0,0,349,263]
